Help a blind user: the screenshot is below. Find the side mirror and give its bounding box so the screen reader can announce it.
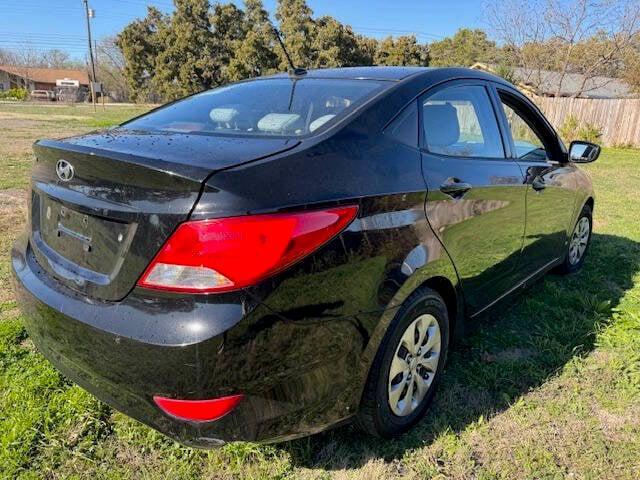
[569,140,601,163]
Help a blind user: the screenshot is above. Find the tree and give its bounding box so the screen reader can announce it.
[153,0,218,100]
[5,46,49,89]
[116,6,168,102]
[114,0,433,103]
[38,49,69,68]
[429,28,499,67]
[313,16,369,67]
[374,35,429,66]
[0,48,15,65]
[210,2,247,83]
[275,0,317,68]
[0,46,84,71]
[96,37,129,102]
[486,0,640,97]
[356,35,378,66]
[226,0,279,81]
[0,47,84,69]
[622,41,640,93]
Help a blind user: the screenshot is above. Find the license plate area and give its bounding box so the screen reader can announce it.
[36,194,132,276]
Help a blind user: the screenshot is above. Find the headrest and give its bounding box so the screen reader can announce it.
[209,107,239,123]
[309,114,335,132]
[423,103,460,148]
[257,113,301,133]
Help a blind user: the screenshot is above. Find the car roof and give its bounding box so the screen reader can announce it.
[266,66,513,86]
[268,66,431,81]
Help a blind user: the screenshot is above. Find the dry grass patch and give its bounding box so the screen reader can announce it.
[0,189,27,302]
[0,111,93,122]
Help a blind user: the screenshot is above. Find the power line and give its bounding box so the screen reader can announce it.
[0,45,88,54]
[0,14,447,61]
[0,40,87,46]
[1,30,444,49]
[0,32,90,40]
[353,26,444,40]
[5,0,172,16]
[0,36,90,45]
[4,1,446,40]
[0,6,139,21]
[114,0,174,9]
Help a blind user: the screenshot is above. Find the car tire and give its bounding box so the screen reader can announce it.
[356,287,449,438]
[558,204,592,274]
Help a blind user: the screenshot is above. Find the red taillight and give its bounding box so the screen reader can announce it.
[137,205,358,293]
[153,394,243,422]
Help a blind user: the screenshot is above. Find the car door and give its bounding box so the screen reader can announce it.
[419,80,527,315]
[494,86,576,278]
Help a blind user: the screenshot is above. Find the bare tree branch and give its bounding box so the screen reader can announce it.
[485,0,640,97]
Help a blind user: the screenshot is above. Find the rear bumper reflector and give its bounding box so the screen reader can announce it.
[153,394,244,422]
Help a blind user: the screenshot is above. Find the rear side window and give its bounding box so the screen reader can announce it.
[421,85,504,158]
[123,78,386,138]
[385,102,418,147]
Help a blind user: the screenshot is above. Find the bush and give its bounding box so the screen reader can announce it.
[611,142,635,149]
[559,115,581,144]
[559,115,603,145]
[578,122,603,144]
[0,88,28,101]
[494,63,517,84]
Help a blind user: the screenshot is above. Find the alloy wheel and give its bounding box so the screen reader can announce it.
[387,314,441,416]
[568,216,590,265]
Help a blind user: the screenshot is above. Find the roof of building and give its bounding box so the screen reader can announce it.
[472,63,634,99]
[0,65,90,85]
[511,66,633,99]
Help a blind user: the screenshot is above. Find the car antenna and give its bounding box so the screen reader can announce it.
[272,27,307,77]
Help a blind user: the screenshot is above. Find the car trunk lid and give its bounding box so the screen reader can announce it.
[30,130,299,301]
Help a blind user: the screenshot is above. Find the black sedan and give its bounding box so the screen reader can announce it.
[12,67,600,445]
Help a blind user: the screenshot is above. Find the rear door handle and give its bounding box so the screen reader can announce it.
[440,178,472,198]
[532,176,546,191]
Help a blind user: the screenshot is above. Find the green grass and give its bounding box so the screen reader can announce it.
[0,103,151,128]
[1,104,639,479]
[0,104,151,192]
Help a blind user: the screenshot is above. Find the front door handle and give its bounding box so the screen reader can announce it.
[532,176,547,191]
[440,178,472,198]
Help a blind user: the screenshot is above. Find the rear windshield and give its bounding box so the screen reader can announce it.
[123,78,386,138]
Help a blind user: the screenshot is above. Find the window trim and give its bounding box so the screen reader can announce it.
[418,79,512,161]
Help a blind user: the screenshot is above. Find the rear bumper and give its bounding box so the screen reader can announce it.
[11,234,357,445]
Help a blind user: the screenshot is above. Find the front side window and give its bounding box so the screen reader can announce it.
[422,85,504,158]
[123,78,386,138]
[501,100,547,161]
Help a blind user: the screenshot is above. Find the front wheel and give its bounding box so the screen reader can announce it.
[558,203,592,274]
[356,287,449,437]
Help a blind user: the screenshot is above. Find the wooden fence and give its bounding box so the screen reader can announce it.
[531,96,640,147]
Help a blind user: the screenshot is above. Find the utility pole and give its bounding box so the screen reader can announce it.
[83,0,97,111]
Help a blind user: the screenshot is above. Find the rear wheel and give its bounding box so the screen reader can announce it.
[558,204,592,274]
[356,287,449,437]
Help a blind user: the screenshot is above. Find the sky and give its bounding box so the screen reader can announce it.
[0,0,487,61]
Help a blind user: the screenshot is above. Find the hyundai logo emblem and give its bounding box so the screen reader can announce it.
[56,159,74,182]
